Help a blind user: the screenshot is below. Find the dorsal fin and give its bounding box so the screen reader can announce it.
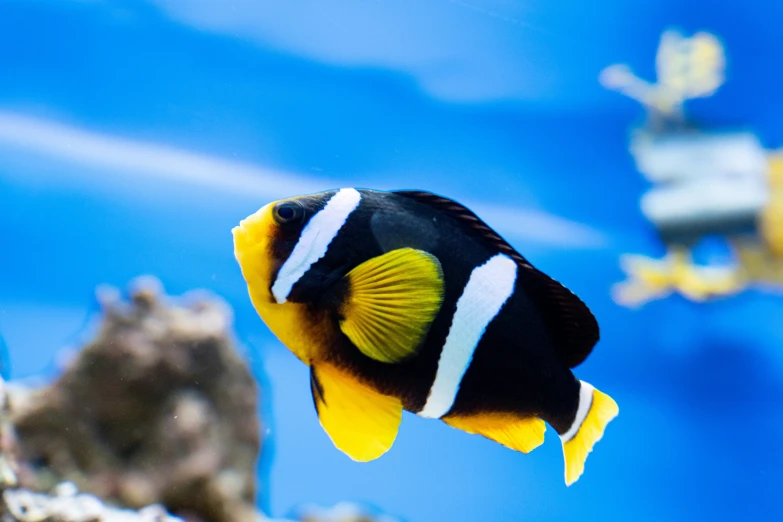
[391,190,599,368]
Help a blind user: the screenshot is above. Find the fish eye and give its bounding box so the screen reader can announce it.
[273,201,304,226]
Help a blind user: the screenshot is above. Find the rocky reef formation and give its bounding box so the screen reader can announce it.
[0,278,261,522]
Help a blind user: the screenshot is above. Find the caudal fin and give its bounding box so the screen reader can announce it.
[560,381,619,486]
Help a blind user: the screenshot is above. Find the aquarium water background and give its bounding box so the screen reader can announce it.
[1,1,782,520]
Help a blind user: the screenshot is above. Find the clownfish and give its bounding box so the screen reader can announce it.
[232,188,618,486]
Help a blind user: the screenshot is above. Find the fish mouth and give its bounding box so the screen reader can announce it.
[232,206,270,263]
[231,221,250,262]
[232,208,276,296]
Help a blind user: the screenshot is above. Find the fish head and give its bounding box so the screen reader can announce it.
[232,189,352,362]
[233,195,307,293]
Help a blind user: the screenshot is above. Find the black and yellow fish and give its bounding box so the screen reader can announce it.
[232,188,618,485]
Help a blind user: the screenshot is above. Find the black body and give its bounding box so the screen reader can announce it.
[272,189,599,434]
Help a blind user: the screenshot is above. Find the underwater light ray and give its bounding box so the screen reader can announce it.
[0,111,326,200]
[0,111,607,248]
[443,0,554,35]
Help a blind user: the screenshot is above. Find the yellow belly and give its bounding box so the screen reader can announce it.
[248,285,331,364]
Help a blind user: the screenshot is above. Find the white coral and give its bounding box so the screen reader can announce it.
[3,481,183,522]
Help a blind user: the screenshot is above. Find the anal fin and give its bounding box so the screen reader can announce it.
[311,364,403,462]
[443,411,546,454]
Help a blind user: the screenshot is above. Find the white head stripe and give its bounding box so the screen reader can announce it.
[271,188,361,303]
[418,254,518,419]
[559,381,594,442]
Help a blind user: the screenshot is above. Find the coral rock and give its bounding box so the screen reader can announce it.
[5,278,262,522]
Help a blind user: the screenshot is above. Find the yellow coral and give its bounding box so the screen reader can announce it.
[613,248,743,307]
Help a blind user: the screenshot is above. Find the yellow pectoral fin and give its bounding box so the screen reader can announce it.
[443,411,546,454]
[310,364,403,462]
[340,248,444,363]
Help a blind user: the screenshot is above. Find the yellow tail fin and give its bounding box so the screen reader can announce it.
[561,381,619,486]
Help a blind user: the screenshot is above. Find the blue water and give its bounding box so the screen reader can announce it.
[1,1,782,520]
[0,333,10,380]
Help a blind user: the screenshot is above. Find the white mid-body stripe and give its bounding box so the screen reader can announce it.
[418,253,518,419]
[559,380,594,442]
[271,188,361,303]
